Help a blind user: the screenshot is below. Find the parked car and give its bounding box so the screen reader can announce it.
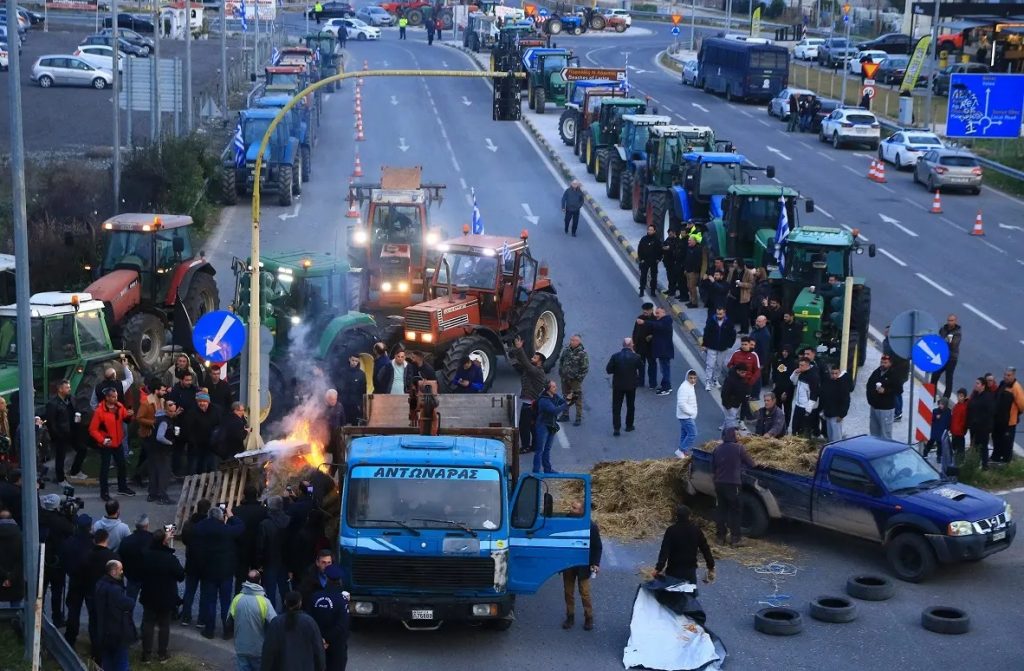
[307,1,354,19]
[809,97,841,133]
[768,87,814,119]
[847,49,888,75]
[793,37,824,61]
[681,59,698,86]
[74,44,124,73]
[878,129,944,169]
[101,13,155,34]
[0,43,7,71]
[325,17,379,40]
[17,6,44,26]
[856,32,913,54]
[31,55,113,89]
[936,32,964,52]
[818,37,858,69]
[875,55,909,84]
[819,106,880,149]
[98,27,153,54]
[0,10,29,35]
[0,26,23,50]
[914,148,983,194]
[80,34,147,58]
[932,62,990,95]
[602,8,631,27]
[355,6,393,26]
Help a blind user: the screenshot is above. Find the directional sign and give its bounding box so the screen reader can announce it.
[946,73,1024,139]
[912,333,950,373]
[671,26,680,36]
[193,310,247,363]
[538,7,548,16]
[887,309,938,360]
[862,61,879,80]
[561,67,626,82]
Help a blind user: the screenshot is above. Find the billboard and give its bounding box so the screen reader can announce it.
[946,73,1024,139]
[45,0,99,9]
[226,0,276,22]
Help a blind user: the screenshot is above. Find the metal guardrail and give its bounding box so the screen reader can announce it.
[0,607,89,671]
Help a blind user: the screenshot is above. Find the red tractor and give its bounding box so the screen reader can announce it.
[347,167,445,313]
[84,213,219,375]
[401,231,565,391]
[379,0,432,25]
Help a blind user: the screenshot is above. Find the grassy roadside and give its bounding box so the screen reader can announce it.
[958,453,1024,492]
[659,52,684,73]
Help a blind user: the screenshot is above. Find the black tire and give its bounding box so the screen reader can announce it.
[278,164,294,206]
[808,596,858,623]
[615,22,626,33]
[527,85,535,111]
[833,132,842,149]
[851,285,870,366]
[585,138,596,174]
[37,74,52,88]
[293,157,302,197]
[606,158,622,198]
[406,9,423,26]
[301,145,311,182]
[181,271,219,327]
[970,187,981,195]
[222,166,238,205]
[647,190,668,234]
[631,184,645,224]
[846,330,860,383]
[535,87,546,114]
[326,327,378,387]
[121,311,169,375]
[886,532,937,583]
[580,134,589,165]
[357,33,366,41]
[513,292,564,373]
[845,574,895,601]
[440,334,498,392]
[546,18,562,35]
[558,109,576,146]
[754,607,803,636]
[595,148,608,182]
[740,491,769,538]
[921,606,970,635]
[619,168,633,210]
[589,14,605,30]
[92,77,107,90]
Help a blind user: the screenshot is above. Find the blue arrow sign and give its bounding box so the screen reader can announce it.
[671,26,680,35]
[912,333,949,373]
[192,310,247,364]
[538,8,548,16]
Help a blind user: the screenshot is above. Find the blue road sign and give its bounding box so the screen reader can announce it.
[946,73,1024,139]
[842,14,849,23]
[912,334,949,373]
[671,26,680,35]
[192,310,247,364]
[539,8,548,16]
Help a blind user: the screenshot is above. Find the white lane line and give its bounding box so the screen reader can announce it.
[962,302,1007,330]
[878,248,907,266]
[1018,259,1024,266]
[980,238,1008,255]
[758,119,770,126]
[738,109,752,117]
[459,177,468,190]
[661,104,675,113]
[766,146,792,161]
[840,224,868,241]
[842,165,860,176]
[852,152,872,159]
[939,215,966,232]
[771,177,782,183]
[556,430,570,450]
[815,205,834,219]
[915,273,953,296]
[692,103,709,113]
[879,184,895,193]
[994,485,1024,496]
[816,151,835,162]
[902,196,928,211]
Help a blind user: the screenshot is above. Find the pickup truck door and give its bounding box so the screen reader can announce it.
[811,454,885,541]
[507,473,592,595]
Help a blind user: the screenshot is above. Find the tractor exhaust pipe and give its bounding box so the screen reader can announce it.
[443,257,453,302]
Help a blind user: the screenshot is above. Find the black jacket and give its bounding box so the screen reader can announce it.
[605,348,643,391]
[180,511,207,576]
[820,373,852,418]
[0,482,22,526]
[339,365,367,407]
[45,394,75,443]
[219,412,249,459]
[702,314,737,352]
[256,509,291,571]
[0,520,23,602]
[968,389,996,435]
[188,405,223,453]
[191,516,245,581]
[139,544,185,612]
[566,522,603,579]
[168,383,198,415]
[375,361,412,395]
[655,520,715,578]
[38,508,74,570]
[631,314,654,357]
[866,366,901,411]
[662,236,685,268]
[638,233,663,264]
[777,320,803,354]
[233,497,269,572]
[561,187,584,212]
[83,545,120,593]
[116,529,153,584]
[60,529,95,590]
[308,585,349,644]
[701,278,729,312]
[720,368,749,410]
[712,428,754,486]
[261,611,326,671]
[682,242,704,273]
[206,377,234,413]
[94,575,136,650]
[771,355,795,400]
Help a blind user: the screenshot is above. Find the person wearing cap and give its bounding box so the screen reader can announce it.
[88,387,135,501]
[116,514,153,600]
[187,391,223,475]
[205,363,235,414]
[39,493,74,627]
[60,513,95,647]
[309,563,350,671]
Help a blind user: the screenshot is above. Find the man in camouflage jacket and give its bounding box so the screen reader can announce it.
[558,334,590,426]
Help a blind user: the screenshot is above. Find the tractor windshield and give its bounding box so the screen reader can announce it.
[243,118,274,146]
[0,316,42,362]
[76,310,109,356]
[437,253,499,290]
[785,245,849,284]
[102,231,153,272]
[733,196,787,231]
[542,55,567,74]
[371,204,422,260]
[698,162,743,196]
[266,72,300,87]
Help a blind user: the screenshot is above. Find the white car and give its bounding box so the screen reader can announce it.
[73,44,124,73]
[603,8,631,27]
[793,38,824,61]
[878,129,944,170]
[847,49,888,75]
[768,87,814,119]
[681,59,698,86]
[355,6,393,26]
[0,43,7,71]
[819,107,880,149]
[326,17,380,40]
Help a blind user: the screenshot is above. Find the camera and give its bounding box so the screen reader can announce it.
[164,523,177,534]
[59,485,85,518]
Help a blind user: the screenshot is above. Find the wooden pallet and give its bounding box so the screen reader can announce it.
[173,466,251,529]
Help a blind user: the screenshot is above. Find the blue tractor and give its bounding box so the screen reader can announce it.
[253,94,315,183]
[222,108,302,207]
[542,3,606,34]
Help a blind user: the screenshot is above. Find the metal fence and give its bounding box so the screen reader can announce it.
[0,607,88,671]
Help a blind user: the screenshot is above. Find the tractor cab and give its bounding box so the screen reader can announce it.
[672,150,773,222]
[239,109,291,172]
[707,185,815,265]
[253,95,306,146]
[303,32,341,90]
[618,114,672,159]
[523,47,576,111]
[557,81,622,148]
[464,13,499,51]
[0,255,15,307]
[277,46,319,76]
[264,64,311,98]
[94,214,195,301]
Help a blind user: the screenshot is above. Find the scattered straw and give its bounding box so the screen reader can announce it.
[696,434,823,476]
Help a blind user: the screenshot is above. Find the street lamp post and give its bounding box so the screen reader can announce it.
[185,0,193,131]
[221,0,228,121]
[112,0,121,212]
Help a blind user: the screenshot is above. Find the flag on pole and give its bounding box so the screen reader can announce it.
[471,188,484,234]
[500,241,512,264]
[622,52,630,94]
[239,0,248,31]
[233,121,246,166]
[773,196,789,273]
[272,46,280,64]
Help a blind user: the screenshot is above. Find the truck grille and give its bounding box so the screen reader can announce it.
[352,555,495,591]
[973,511,1008,534]
[404,308,435,332]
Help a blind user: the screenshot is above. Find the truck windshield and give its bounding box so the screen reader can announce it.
[346,465,502,531]
[871,449,941,493]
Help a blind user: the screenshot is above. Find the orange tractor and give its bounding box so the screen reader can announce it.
[84,213,219,374]
[347,167,446,313]
[401,231,565,391]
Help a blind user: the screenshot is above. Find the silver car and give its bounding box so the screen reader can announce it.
[913,148,983,194]
[681,59,698,86]
[355,6,393,26]
[31,54,113,89]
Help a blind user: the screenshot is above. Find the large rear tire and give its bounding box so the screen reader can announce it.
[534,87,546,114]
[647,190,668,234]
[606,157,622,198]
[619,168,633,210]
[585,137,596,174]
[632,184,646,224]
[278,165,294,207]
[545,18,562,35]
[301,145,311,182]
[558,109,576,146]
[851,285,870,367]
[589,14,606,30]
[513,292,564,372]
[579,134,589,164]
[121,312,169,375]
[221,166,238,205]
[595,148,608,182]
[181,271,219,326]
[440,334,497,392]
[406,9,423,26]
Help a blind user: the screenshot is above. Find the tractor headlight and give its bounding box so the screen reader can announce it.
[947,521,974,537]
[398,281,410,292]
[353,229,369,245]
[290,315,301,325]
[421,333,433,343]
[381,281,393,292]
[425,231,440,247]
[405,330,417,341]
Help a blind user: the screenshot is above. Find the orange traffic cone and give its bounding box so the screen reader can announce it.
[874,160,887,183]
[356,123,365,141]
[971,210,985,235]
[867,159,879,181]
[355,100,362,114]
[355,88,361,101]
[346,181,360,218]
[352,153,363,177]
[930,190,943,214]
[354,112,362,127]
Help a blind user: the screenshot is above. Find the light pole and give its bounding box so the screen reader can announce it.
[924,0,940,129]
[839,3,851,104]
[112,0,121,212]
[185,0,193,131]
[152,0,162,143]
[221,0,228,121]
[690,0,696,51]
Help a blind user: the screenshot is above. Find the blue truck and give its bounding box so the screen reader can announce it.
[688,436,1015,582]
[338,393,593,630]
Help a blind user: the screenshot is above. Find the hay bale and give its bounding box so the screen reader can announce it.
[586,458,691,541]
[696,434,822,476]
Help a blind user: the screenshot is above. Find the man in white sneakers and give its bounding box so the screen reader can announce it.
[675,370,700,458]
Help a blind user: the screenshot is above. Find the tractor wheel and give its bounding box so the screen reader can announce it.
[546,18,562,35]
[590,14,606,30]
[406,9,423,26]
[619,168,633,210]
[647,190,668,234]
[278,164,294,207]
[595,148,609,182]
[632,184,646,224]
[572,25,583,35]
[293,158,303,197]
[615,22,626,33]
[580,135,589,164]
[121,312,169,375]
[852,286,871,367]
[606,157,622,198]
[440,334,498,392]
[182,271,219,326]
[301,145,311,182]
[527,85,535,111]
[558,109,576,146]
[513,292,565,373]
[440,11,453,30]
[585,137,595,174]
[221,166,238,205]
[534,87,546,114]
[847,330,861,383]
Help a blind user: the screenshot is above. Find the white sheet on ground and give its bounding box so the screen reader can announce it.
[622,587,724,671]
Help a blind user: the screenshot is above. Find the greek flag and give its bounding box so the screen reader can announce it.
[314,47,321,63]
[500,241,512,264]
[471,188,484,234]
[621,53,630,94]
[238,0,247,31]
[773,196,789,273]
[232,121,245,166]
[272,46,280,64]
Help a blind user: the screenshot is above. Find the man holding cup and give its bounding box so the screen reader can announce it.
[88,387,136,501]
[46,379,86,486]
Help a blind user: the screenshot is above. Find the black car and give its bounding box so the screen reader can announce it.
[98,27,153,54]
[80,34,147,58]
[856,32,913,55]
[875,55,909,84]
[17,6,44,25]
[809,97,842,134]
[307,1,354,19]
[102,13,155,34]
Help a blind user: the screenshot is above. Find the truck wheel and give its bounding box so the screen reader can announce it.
[572,25,582,35]
[589,14,606,30]
[441,334,497,392]
[809,596,858,623]
[558,110,576,146]
[740,491,769,538]
[182,272,219,326]
[301,145,311,182]
[546,18,562,35]
[121,312,169,375]
[886,532,937,583]
[535,87,546,114]
[513,292,565,373]
[278,165,294,207]
[595,148,608,182]
[606,158,621,198]
[921,606,970,635]
[619,168,633,210]
[407,8,423,25]
[754,607,803,636]
[845,574,895,601]
[222,166,238,205]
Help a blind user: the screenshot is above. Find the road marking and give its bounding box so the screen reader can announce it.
[816,151,835,162]
[398,137,409,152]
[839,224,867,241]
[879,213,918,237]
[879,184,895,193]
[815,205,834,219]
[902,196,928,211]
[842,165,860,176]
[464,193,474,207]
[661,105,674,113]
[758,119,770,126]
[556,430,570,450]
[999,223,1024,231]
[278,202,302,221]
[852,152,872,159]
[766,146,791,161]
[738,109,752,117]
[915,273,953,296]
[522,203,539,226]
[461,96,472,106]
[980,238,1007,254]
[962,302,1007,330]
[691,102,709,113]
[939,216,966,232]
[485,138,498,152]
[878,248,907,266]
[390,95,398,106]
[459,177,468,190]
[770,177,781,183]
[993,485,1024,496]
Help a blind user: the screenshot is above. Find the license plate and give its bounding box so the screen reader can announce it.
[992,531,1006,541]
[411,609,434,620]
[855,127,868,133]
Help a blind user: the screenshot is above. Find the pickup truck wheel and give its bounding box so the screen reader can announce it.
[740,491,769,538]
[754,607,803,636]
[809,596,858,623]
[921,606,971,635]
[845,574,895,601]
[886,532,937,582]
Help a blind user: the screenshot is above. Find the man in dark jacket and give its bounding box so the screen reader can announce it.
[0,469,21,526]
[309,564,350,670]
[930,314,962,399]
[661,228,685,298]
[179,498,211,625]
[46,379,84,484]
[451,356,485,393]
[882,328,910,422]
[749,315,773,395]
[606,338,644,437]
[720,365,749,430]
[866,355,901,440]
[702,307,736,391]
[322,389,347,464]
[168,372,199,415]
[561,499,602,631]
[38,494,74,627]
[681,235,704,307]
[637,224,662,297]
[116,513,153,600]
[187,392,222,474]
[339,354,367,425]
[220,402,249,460]
[84,529,120,665]
[968,377,996,469]
[95,559,135,671]
[820,368,852,442]
[0,509,23,605]
[700,269,729,312]
[650,308,675,395]
[232,485,268,593]
[297,549,335,611]
[655,504,715,584]
[139,529,185,663]
[256,495,292,609]
[632,303,657,390]
[194,506,245,639]
[204,363,234,414]
[261,591,326,671]
[61,513,94,646]
[772,347,796,425]
[561,179,584,236]
[754,392,787,438]
[509,336,547,454]
[777,312,803,355]
[711,427,756,546]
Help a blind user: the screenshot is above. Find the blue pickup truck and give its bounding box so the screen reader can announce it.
[688,436,1015,582]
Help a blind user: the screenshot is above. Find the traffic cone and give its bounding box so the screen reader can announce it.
[930,190,943,214]
[356,123,365,141]
[874,160,887,183]
[352,152,363,177]
[363,60,369,70]
[867,159,879,181]
[355,88,361,101]
[346,181,360,218]
[354,112,362,128]
[971,210,985,236]
[355,100,362,114]
[358,77,364,86]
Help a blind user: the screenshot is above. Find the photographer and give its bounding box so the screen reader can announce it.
[39,493,75,627]
[534,380,570,474]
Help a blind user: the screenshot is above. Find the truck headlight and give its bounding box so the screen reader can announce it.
[472,603,498,616]
[398,281,410,292]
[1005,503,1013,522]
[353,601,374,615]
[420,333,433,343]
[947,521,974,537]
[353,229,368,245]
[381,281,393,292]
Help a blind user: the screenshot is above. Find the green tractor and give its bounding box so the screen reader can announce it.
[523,47,577,114]
[704,185,813,266]
[304,32,343,92]
[578,96,648,181]
[605,113,671,201]
[557,80,623,150]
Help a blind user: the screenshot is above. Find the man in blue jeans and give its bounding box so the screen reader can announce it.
[193,505,244,639]
[675,370,700,458]
[651,307,675,395]
[534,380,569,473]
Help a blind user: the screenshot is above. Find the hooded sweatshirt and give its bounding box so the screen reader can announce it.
[92,516,131,552]
[229,581,278,657]
[676,370,698,420]
[711,428,754,486]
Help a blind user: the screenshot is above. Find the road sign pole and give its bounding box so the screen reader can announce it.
[126,56,133,149]
[907,310,915,445]
[840,18,850,104]
[185,0,193,132]
[925,0,940,130]
[689,0,695,51]
[112,0,121,213]
[221,0,228,122]
[839,276,853,376]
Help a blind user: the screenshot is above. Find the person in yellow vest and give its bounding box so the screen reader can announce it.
[398,15,408,39]
[313,2,323,23]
